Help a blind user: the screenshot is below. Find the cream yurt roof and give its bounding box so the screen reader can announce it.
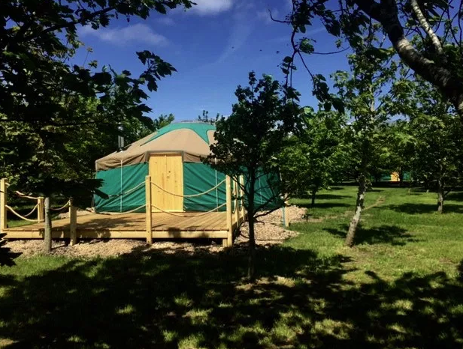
[95,122,216,171]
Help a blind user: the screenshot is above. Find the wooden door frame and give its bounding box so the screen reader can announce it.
[148,152,184,212]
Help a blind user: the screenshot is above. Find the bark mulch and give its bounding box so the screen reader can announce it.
[6,206,307,259]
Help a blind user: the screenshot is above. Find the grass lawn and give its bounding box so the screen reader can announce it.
[1,186,462,348]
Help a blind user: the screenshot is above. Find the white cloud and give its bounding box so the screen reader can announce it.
[155,17,175,26]
[79,23,167,46]
[190,0,233,15]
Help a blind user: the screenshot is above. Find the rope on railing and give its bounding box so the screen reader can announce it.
[107,181,145,198]
[22,203,39,218]
[5,205,39,222]
[150,202,227,217]
[13,190,39,200]
[97,204,147,215]
[50,200,71,211]
[150,179,226,198]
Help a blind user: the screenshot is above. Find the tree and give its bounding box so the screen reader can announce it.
[332,25,397,247]
[197,110,221,124]
[380,120,413,186]
[285,1,463,116]
[278,108,348,206]
[207,72,301,281]
[1,1,190,185]
[153,114,175,131]
[409,112,462,212]
[1,0,191,252]
[392,74,463,212]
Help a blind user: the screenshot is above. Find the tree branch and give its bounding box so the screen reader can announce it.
[353,0,463,116]
[21,7,115,43]
[410,0,443,55]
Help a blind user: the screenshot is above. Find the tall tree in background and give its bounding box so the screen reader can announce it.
[392,73,463,213]
[380,120,413,185]
[197,110,221,124]
[153,114,175,132]
[208,72,301,281]
[279,108,348,206]
[333,25,397,247]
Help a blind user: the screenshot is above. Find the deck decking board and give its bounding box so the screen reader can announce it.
[3,212,231,240]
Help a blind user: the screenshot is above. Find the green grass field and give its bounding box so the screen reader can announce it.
[1,186,462,348]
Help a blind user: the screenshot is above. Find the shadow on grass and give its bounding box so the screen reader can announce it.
[389,203,463,214]
[315,194,352,200]
[296,203,351,210]
[445,191,463,201]
[0,246,462,348]
[325,224,418,246]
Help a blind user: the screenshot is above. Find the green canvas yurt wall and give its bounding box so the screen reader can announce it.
[94,122,281,213]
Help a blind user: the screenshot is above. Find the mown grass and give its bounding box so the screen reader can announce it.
[290,186,463,282]
[0,186,462,348]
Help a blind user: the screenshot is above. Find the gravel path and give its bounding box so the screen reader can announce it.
[6,206,307,259]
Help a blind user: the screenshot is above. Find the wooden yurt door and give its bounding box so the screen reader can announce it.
[149,154,184,212]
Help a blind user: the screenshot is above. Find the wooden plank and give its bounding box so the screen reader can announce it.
[69,202,77,246]
[149,154,183,212]
[0,178,7,232]
[209,212,227,230]
[146,175,152,244]
[4,212,230,239]
[4,229,228,239]
[234,178,239,225]
[168,154,183,211]
[226,176,233,247]
[239,175,245,224]
[37,197,44,223]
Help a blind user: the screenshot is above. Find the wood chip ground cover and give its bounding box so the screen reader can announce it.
[6,206,306,258]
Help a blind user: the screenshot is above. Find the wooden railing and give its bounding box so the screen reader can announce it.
[145,174,246,247]
[0,178,78,245]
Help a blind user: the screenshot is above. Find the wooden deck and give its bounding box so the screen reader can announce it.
[3,212,233,240]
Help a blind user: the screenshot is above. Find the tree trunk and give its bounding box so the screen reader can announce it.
[311,189,317,207]
[247,171,256,282]
[437,178,444,214]
[44,197,52,253]
[345,174,366,247]
[399,170,404,187]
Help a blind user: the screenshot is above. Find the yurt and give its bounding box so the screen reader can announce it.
[94,122,279,213]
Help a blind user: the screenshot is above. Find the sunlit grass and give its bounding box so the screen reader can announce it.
[0,186,462,348]
[288,186,463,281]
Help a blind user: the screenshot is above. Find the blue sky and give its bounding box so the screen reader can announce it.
[75,0,350,121]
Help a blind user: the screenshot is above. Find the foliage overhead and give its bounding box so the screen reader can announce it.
[0,0,191,199]
[284,0,463,115]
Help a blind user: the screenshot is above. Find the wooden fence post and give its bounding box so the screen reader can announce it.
[37,197,44,223]
[225,175,233,247]
[0,179,6,231]
[239,175,245,222]
[233,178,239,227]
[69,199,77,246]
[282,198,289,228]
[44,197,52,253]
[145,175,152,244]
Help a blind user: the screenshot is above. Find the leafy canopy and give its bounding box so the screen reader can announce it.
[0,0,191,198]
